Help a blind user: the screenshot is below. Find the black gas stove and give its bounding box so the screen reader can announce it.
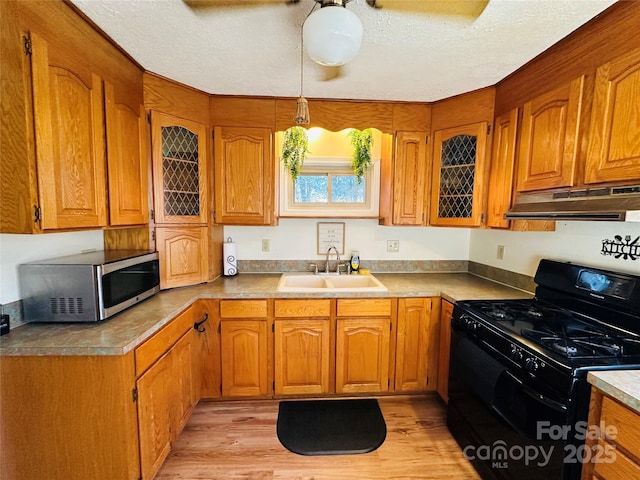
[447,259,640,480]
[456,298,640,366]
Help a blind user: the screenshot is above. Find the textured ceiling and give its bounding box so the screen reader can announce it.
[70,0,617,102]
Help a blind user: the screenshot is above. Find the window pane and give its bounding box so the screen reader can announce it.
[332,175,365,203]
[294,175,328,203]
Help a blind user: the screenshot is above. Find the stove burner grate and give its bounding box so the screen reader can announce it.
[521,328,625,359]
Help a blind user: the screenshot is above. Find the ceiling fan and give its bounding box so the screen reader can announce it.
[185,0,489,68]
[185,0,488,123]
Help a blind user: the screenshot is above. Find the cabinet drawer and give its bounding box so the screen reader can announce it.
[601,395,640,460]
[593,439,640,479]
[136,307,193,377]
[220,299,268,318]
[337,298,392,317]
[275,299,331,318]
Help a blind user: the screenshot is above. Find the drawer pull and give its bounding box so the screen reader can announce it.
[194,313,209,333]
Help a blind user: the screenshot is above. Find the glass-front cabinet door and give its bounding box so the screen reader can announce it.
[151,111,208,224]
[430,122,488,227]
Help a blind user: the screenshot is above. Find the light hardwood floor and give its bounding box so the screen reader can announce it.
[156,394,481,479]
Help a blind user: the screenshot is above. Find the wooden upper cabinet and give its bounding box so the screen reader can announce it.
[585,48,640,184]
[392,132,429,225]
[516,76,584,192]
[214,126,274,225]
[430,122,489,227]
[486,109,518,229]
[155,226,208,289]
[104,82,149,226]
[30,32,107,230]
[151,111,208,224]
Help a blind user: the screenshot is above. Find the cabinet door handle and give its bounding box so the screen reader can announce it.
[194,313,209,333]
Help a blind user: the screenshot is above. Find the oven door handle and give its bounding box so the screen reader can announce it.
[490,404,528,437]
[503,370,568,413]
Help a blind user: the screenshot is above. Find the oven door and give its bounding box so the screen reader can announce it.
[447,325,568,480]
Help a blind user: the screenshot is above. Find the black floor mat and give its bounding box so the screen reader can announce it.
[276,398,386,456]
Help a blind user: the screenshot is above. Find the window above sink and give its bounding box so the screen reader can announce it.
[277,128,386,218]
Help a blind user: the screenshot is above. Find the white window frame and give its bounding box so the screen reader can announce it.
[279,157,380,217]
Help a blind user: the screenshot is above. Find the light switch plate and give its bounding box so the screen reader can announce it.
[387,240,400,253]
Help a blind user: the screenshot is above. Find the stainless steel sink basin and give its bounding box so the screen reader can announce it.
[276,273,387,292]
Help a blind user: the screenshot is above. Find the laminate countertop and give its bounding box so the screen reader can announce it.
[0,272,531,357]
[587,370,640,415]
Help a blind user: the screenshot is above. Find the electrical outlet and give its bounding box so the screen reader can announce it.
[497,245,505,260]
[262,239,270,252]
[387,240,400,253]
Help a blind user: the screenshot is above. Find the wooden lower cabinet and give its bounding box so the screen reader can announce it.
[0,354,140,480]
[192,299,222,399]
[220,319,269,397]
[335,299,393,394]
[395,298,437,392]
[336,317,391,393]
[581,388,640,479]
[0,295,452,479]
[135,308,196,480]
[137,350,172,480]
[171,330,196,436]
[437,299,454,402]
[274,299,332,396]
[137,330,195,480]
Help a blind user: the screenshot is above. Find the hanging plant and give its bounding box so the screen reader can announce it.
[281,126,310,181]
[347,128,373,184]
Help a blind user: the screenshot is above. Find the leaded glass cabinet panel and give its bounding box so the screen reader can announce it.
[151,111,208,224]
[430,122,488,227]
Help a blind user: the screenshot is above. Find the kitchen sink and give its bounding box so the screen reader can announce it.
[276,273,387,292]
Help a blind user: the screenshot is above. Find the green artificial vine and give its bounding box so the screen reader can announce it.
[281,126,310,181]
[347,128,373,184]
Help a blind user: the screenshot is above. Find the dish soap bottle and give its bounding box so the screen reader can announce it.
[350,251,360,274]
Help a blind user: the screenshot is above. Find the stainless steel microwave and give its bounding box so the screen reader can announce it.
[19,250,160,322]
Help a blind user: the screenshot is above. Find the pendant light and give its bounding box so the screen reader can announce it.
[303,0,363,67]
[294,24,310,125]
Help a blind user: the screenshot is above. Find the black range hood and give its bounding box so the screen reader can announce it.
[504,186,640,222]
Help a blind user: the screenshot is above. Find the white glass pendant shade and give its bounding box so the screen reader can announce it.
[303,6,363,67]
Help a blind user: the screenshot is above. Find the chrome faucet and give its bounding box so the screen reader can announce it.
[325,246,340,274]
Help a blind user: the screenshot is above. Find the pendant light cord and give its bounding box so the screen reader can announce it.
[300,2,318,96]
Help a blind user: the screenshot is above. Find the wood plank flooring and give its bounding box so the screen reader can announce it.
[156,394,480,480]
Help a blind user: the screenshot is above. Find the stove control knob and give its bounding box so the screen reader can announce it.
[524,357,540,373]
[510,346,523,362]
[460,315,479,331]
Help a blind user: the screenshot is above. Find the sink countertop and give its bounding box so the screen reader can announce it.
[587,370,640,415]
[0,272,531,357]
